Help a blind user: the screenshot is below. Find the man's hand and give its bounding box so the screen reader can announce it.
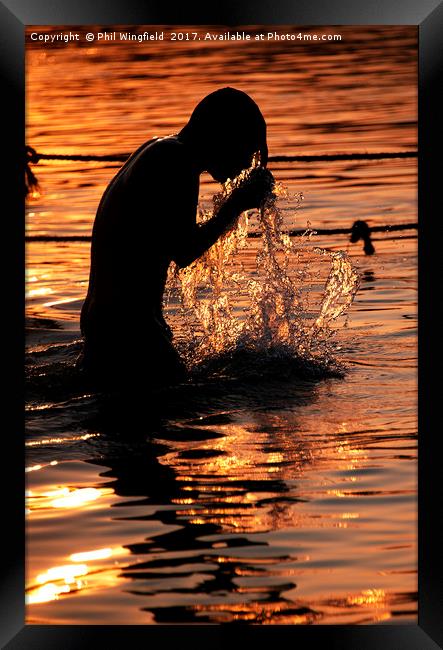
[226,168,275,214]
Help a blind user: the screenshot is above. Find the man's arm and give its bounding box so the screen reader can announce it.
[171,197,245,268]
[146,137,272,268]
[172,173,272,268]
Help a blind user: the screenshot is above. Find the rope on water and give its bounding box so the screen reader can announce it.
[26,220,418,255]
[268,152,417,163]
[24,144,417,200]
[26,146,417,166]
[25,146,418,253]
[25,222,417,241]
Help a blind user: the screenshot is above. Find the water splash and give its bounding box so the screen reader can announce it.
[164,165,359,379]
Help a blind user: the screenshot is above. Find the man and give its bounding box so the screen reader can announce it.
[79,87,271,391]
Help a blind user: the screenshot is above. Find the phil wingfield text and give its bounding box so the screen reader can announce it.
[29,30,343,44]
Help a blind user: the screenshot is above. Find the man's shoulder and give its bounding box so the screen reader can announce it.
[144,135,186,156]
[128,135,190,172]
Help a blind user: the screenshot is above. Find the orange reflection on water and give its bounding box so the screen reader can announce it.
[26,433,99,447]
[70,547,114,562]
[160,416,376,535]
[26,484,113,513]
[347,588,386,607]
[37,563,89,585]
[26,546,130,605]
[25,460,58,473]
[192,600,321,624]
[26,287,53,298]
[27,582,72,605]
[49,487,104,508]
[335,439,368,472]
[188,589,393,624]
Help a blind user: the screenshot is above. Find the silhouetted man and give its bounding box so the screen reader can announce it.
[79,87,270,391]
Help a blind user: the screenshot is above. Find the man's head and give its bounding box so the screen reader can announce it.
[180,87,268,182]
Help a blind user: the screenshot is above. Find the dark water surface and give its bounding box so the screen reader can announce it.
[25,26,417,624]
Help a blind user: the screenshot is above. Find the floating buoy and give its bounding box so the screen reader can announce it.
[350,220,375,255]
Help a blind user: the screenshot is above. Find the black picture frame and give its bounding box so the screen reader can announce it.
[2,0,442,647]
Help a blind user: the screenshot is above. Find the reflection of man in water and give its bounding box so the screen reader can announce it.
[79,87,270,390]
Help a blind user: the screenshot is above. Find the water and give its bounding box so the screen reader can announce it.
[166,166,359,375]
[25,25,417,625]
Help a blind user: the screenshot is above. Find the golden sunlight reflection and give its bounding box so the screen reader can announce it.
[26,433,99,447]
[335,438,368,472]
[157,414,378,534]
[347,588,387,607]
[26,287,53,298]
[187,587,392,624]
[26,485,113,512]
[26,546,130,605]
[192,600,321,624]
[27,583,71,605]
[36,563,89,584]
[25,460,58,473]
[49,487,103,508]
[26,464,42,473]
[70,547,127,562]
[43,297,81,308]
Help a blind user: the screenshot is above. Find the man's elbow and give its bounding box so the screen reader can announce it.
[173,240,208,268]
[173,250,197,269]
